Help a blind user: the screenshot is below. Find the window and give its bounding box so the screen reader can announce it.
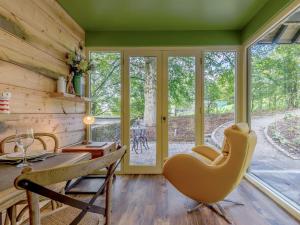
[204,51,236,148]
[89,52,121,144]
[248,43,300,210]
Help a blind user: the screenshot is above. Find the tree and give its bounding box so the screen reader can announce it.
[90,52,121,116]
[90,46,299,121]
[143,57,156,126]
[250,44,300,112]
[168,56,195,116]
[204,52,236,114]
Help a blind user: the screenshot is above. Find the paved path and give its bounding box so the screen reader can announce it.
[212,110,300,206]
[212,110,300,170]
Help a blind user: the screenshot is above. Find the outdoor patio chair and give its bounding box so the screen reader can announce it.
[131,120,150,154]
[163,123,257,223]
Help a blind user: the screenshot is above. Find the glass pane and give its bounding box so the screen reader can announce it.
[129,57,157,166]
[168,56,196,156]
[204,51,236,148]
[90,52,121,171]
[90,52,121,144]
[249,44,300,209]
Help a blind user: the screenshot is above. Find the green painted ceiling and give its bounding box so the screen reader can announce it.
[58,0,270,31]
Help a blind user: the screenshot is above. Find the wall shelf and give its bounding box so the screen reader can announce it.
[50,92,91,102]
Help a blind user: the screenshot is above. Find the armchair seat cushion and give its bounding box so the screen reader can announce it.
[189,152,213,165]
[192,145,220,161]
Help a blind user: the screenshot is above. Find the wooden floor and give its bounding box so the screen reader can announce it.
[106,175,299,225]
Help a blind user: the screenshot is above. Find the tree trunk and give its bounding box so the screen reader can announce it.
[143,57,156,126]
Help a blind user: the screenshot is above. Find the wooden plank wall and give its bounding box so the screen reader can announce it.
[0,0,86,152]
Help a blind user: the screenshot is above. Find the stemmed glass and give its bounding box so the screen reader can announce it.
[15,128,34,168]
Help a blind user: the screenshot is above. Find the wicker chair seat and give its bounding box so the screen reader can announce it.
[40,205,104,225]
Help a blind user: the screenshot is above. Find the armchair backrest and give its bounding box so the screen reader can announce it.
[220,123,257,192]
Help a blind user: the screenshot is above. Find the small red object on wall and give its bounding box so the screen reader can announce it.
[0,92,11,114]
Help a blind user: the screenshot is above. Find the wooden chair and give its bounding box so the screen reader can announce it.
[0,133,59,154]
[14,145,126,225]
[0,133,59,225]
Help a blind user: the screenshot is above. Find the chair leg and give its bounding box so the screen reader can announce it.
[16,205,29,222]
[187,202,233,224]
[222,199,244,206]
[4,213,9,225]
[51,200,58,210]
[215,203,233,224]
[187,203,203,213]
[7,206,17,225]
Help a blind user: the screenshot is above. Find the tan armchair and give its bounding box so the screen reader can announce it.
[163,123,257,223]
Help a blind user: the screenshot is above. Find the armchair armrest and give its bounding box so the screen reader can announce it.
[192,145,221,161]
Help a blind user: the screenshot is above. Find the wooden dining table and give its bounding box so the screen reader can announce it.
[0,152,91,214]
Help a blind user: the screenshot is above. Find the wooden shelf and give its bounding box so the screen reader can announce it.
[50,92,91,102]
[0,114,20,122]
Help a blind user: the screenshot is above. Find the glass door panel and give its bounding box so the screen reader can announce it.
[167,56,196,156]
[129,56,158,166]
[123,51,162,174]
[89,51,122,171]
[203,51,236,148]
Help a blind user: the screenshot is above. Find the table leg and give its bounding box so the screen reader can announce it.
[105,166,114,225]
[7,206,16,225]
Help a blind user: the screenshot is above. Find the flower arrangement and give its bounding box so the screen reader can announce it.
[66,47,94,96]
[66,48,94,76]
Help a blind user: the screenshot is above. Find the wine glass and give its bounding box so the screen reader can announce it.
[15,128,34,168]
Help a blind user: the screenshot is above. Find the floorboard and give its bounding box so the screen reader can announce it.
[106,175,299,225]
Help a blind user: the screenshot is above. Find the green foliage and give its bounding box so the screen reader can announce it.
[67,49,94,75]
[90,45,300,118]
[168,57,195,116]
[90,52,121,116]
[250,44,300,112]
[204,52,236,114]
[129,57,154,119]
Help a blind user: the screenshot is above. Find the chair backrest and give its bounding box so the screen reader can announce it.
[220,123,257,192]
[14,146,126,225]
[0,132,59,153]
[15,145,126,187]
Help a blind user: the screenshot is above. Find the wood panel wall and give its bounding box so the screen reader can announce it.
[0,0,86,152]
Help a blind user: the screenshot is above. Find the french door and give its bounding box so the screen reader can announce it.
[123,50,163,174]
[162,51,202,161]
[123,50,202,174]
[89,49,237,174]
